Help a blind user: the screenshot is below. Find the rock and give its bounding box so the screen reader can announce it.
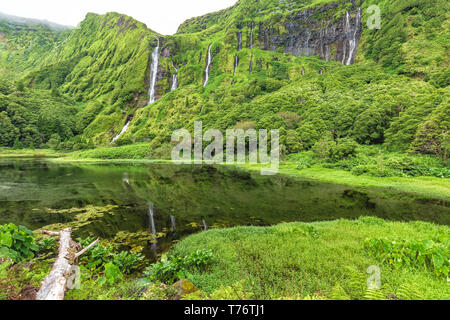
[172,279,199,300]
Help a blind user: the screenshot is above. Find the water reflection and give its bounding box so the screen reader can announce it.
[0,159,448,262]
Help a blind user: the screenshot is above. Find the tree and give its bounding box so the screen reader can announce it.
[13,137,23,150]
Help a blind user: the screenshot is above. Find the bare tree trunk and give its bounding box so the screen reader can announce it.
[36,228,98,300]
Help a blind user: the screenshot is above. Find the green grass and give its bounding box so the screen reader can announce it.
[0,148,67,158]
[239,163,450,201]
[171,217,449,300]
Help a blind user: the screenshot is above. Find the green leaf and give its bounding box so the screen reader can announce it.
[0,232,13,248]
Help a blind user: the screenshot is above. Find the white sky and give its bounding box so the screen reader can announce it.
[0,0,238,35]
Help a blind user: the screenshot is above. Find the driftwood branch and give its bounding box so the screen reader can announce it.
[36,228,98,300]
[74,238,99,259]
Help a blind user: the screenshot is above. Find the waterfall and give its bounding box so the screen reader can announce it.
[233,55,239,76]
[170,215,176,232]
[345,8,361,66]
[237,32,242,51]
[148,39,160,104]
[111,120,131,144]
[171,62,179,91]
[171,74,178,91]
[342,11,350,64]
[203,44,212,86]
[202,219,208,231]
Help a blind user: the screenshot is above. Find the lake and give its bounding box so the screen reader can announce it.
[0,159,448,261]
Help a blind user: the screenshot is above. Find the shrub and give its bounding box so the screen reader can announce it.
[330,138,358,162]
[78,237,144,275]
[365,238,449,278]
[144,249,214,284]
[0,224,38,262]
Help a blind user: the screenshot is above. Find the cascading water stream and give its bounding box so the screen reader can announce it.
[345,8,361,66]
[233,55,239,76]
[342,11,350,64]
[203,44,212,86]
[111,120,131,144]
[148,38,160,104]
[171,63,178,91]
[202,219,208,231]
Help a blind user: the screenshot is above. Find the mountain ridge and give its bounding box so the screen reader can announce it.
[0,0,448,162]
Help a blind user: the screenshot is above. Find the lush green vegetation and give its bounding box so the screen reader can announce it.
[1,218,448,300]
[0,0,448,301]
[168,217,449,300]
[0,224,38,262]
[0,78,84,149]
[0,0,447,158]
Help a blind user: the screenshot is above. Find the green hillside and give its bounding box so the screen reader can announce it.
[0,0,448,162]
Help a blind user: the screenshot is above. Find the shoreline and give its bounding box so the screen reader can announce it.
[0,149,449,201]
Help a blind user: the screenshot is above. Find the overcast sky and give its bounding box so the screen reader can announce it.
[1,0,238,34]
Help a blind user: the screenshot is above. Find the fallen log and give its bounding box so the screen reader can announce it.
[36,228,99,300]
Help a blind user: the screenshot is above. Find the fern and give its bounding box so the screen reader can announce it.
[396,283,425,300]
[364,288,386,300]
[330,284,351,300]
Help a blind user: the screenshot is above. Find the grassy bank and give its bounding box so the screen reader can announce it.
[242,163,450,200]
[169,218,449,300]
[0,148,67,158]
[1,218,448,300]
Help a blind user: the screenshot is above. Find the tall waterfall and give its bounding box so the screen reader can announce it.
[202,219,208,231]
[203,44,212,86]
[344,8,361,65]
[233,55,239,76]
[148,39,160,104]
[111,120,131,144]
[342,11,350,64]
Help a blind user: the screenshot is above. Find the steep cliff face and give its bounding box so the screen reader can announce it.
[150,0,363,106]
[257,3,362,64]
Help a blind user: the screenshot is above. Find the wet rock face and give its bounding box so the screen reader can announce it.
[258,1,362,64]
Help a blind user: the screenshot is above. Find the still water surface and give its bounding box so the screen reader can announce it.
[0,159,448,261]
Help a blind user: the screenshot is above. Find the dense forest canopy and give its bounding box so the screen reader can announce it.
[0,0,448,162]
